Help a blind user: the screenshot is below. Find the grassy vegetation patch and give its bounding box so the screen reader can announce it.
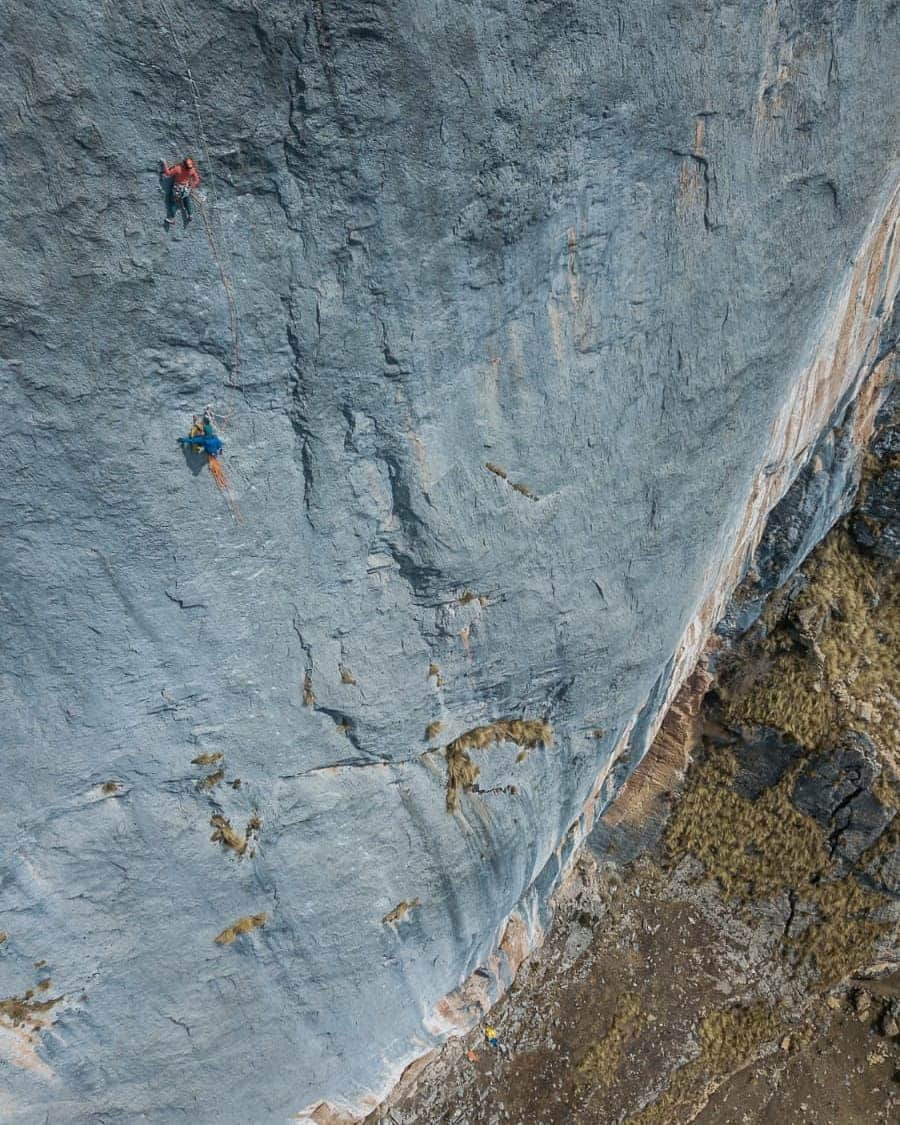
[0,988,61,1029]
[445,719,552,811]
[576,991,643,1088]
[720,530,898,752]
[214,912,267,945]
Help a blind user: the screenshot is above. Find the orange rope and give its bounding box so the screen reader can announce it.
[207,456,242,522]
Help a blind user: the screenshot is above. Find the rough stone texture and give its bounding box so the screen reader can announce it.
[0,2,898,1121]
[791,734,894,873]
[850,383,900,559]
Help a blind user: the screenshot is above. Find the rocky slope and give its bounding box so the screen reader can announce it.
[0,2,898,1121]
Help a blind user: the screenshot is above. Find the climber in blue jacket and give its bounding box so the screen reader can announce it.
[179,432,223,457]
[178,408,223,457]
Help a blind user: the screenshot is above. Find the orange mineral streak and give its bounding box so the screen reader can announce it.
[603,663,714,831]
[207,456,242,521]
[642,172,899,783]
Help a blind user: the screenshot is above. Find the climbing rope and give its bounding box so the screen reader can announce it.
[196,195,241,389]
[207,456,242,522]
[158,0,242,391]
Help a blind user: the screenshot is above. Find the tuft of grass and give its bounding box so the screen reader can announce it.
[382,898,420,925]
[303,673,315,707]
[445,719,552,811]
[446,746,480,810]
[211,815,244,854]
[197,770,225,791]
[428,662,445,688]
[210,813,261,857]
[340,667,357,685]
[0,988,61,1029]
[484,461,539,500]
[633,1002,784,1124]
[425,720,443,742]
[0,932,6,944]
[576,992,643,1088]
[101,781,119,795]
[192,752,223,766]
[214,912,267,945]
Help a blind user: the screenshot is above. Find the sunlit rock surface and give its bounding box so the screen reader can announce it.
[0,1,897,1120]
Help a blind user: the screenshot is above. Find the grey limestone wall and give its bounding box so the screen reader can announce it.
[0,1,897,1120]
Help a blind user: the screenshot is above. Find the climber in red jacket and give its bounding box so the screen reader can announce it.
[160,156,200,226]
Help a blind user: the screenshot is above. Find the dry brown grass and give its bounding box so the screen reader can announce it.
[211,815,245,854]
[191,752,223,766]
[576,992,643,1088]
[425,721,443,742]
[449,719,552,757]
[445,719,552,811]
[382,898,420,925]
[101,781,119,795]
[446,747,481,811]
[197,770,225,790]
[303,673,315,707]
[665,741,893,985]
[663,516,899,1002]
[633,1002,784,1124]
[340,667,357,685]
[0,932,6,944]
[665,749,825,902]
[214,912,267,945]
[0,988,61,1029]
[210,813,261,857]
[719,529,898,752]
[483,461,538,500]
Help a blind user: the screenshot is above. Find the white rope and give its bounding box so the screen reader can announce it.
[159,0,242,391]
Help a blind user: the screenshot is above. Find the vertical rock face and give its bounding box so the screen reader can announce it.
[0,2,897,1120]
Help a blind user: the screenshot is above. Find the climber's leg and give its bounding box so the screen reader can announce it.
[165,181,177,225]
